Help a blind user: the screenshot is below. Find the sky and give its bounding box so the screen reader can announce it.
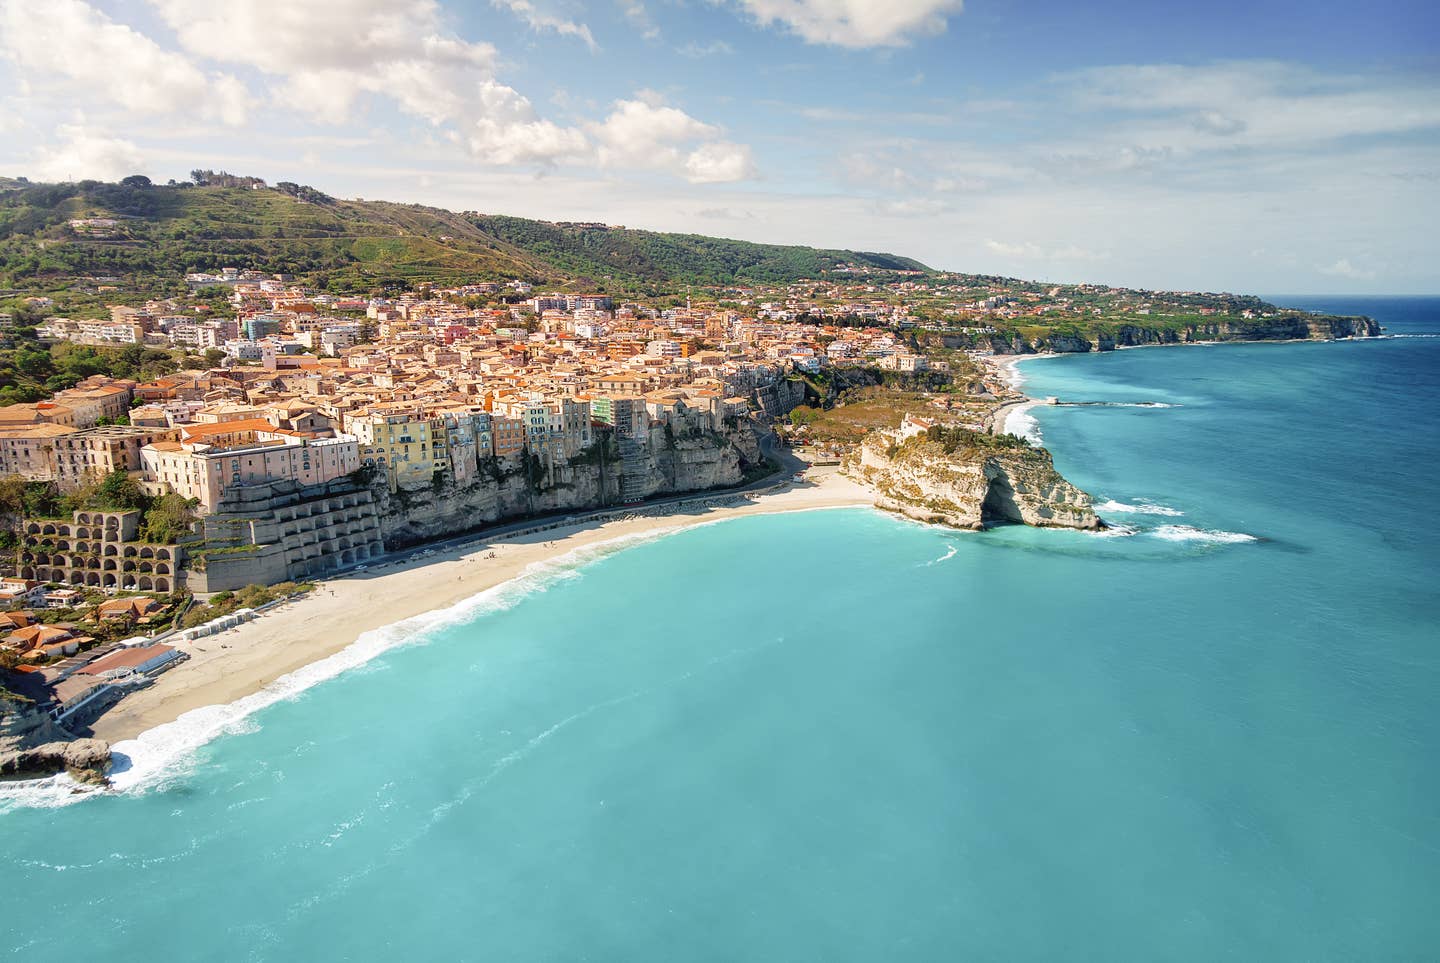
[0,0,1436,293]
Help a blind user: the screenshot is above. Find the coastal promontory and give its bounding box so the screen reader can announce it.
[846,421,1101,531]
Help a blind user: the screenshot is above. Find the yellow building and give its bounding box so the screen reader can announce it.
[349,409,448,490]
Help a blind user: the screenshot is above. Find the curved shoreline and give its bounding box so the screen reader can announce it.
[83,471,875,751]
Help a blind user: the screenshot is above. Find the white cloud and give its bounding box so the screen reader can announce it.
[1319,258,1378,281]
[135,0,751,177]
[685,142,756,183]
[677,40,735,57]
[619,0,661,40]
[466,82,590,165]
[492,0,598,50]
[733,0,964,47]
[27,125,146,182]
[589,96,757,183]
[0,0,251,124]
[146,0,497,126]
[986,240,1109,261]
[1059,61,1440,152]
[875,198,949,217]
[592,97,716,167]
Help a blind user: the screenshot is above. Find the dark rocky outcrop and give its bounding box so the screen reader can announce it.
[0,693,111,786]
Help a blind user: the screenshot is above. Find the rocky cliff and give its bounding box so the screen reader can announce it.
[0,691,111,785]
[374,415,765,548]
[846,428,1101,531]
[968,314,1381,355]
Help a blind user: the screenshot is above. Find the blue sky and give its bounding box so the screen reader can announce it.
[1,0,1436,292]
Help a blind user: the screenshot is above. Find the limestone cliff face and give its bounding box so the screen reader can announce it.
[373,418,764,548]
[846,430,1101,531]
[972,314,1381,355]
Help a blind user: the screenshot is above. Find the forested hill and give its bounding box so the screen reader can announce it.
[0,176,931,297]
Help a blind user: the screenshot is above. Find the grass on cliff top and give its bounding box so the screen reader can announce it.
[788,387,927,445]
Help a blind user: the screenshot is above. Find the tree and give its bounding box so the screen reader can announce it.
[120,174,152,189]
[141,494,197,543]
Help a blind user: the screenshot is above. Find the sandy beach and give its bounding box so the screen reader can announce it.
[90,469,874,744]
[979,353,1054,434]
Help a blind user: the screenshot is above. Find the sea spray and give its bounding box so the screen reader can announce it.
[1096,499,1186,517]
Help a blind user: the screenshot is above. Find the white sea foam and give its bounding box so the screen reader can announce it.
[1083,523,1140,538]
[1004,404,1042,444]
[1148,524,1257,544]
[921,545,958,566]
[1058,401,1179,409]
[1096,499,1186,517]
[0,522,726,811]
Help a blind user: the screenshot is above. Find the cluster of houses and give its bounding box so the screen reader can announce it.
[6,276,947,507]
[0,589,184,724]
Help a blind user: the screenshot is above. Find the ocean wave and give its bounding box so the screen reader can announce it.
[1056,401,1180,409]
[921,545,958,566]
[1096,499,1186,517]
[0,523,715,811]
[1083,523,1139,538]
[1004,405,1042,444]
[1148,525,1257,544]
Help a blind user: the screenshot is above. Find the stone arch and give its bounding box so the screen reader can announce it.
[156,548,171,560]
[138,561,153,574]
[41,524,56,536]
[154,577,170,593]
[122,546,137,558]
[84,572,101,587]
[102,573,117,589]
[103,559,117,572]
[19,566,34,580]
[340,549,355,566]
[26,523,40,535]
[155,562,170,575]
[139,546,154,559]
[137,576,153,591]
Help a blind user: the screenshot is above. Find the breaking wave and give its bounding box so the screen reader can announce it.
[0,522,727,811]
[1148,525,1258,544]
[921,545,958,566]
[1055,401,1180,408]
[1004,404,1043,444]
[1096,499,1186,517]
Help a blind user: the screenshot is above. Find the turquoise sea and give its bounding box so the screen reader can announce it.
[3,296,1438,960]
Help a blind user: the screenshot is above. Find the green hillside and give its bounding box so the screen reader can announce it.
[468,214,930,287]
[0,176,932,299]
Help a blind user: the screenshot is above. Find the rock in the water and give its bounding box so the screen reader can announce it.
[846,425,1101,531]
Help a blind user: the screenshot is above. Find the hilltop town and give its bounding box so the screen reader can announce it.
[0,177,1380,779]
